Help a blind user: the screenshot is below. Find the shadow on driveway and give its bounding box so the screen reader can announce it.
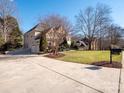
[85,66,102,70]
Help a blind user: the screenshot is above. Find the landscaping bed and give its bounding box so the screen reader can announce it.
[92,61,122,68]
[45,53,65,58]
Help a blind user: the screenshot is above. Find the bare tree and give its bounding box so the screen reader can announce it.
[39,15,71,55]
[0,0,17,42]
[47,26,66,55]
[107,24,122,46]
[75,3,111,50]
[39,14,73,34]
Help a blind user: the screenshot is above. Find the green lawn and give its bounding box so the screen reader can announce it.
[57,51,122,64]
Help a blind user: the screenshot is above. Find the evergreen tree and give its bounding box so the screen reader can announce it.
[40,35,47,52]
[0,33,4,47]
[9,26,23,49]
[0,16,23,51]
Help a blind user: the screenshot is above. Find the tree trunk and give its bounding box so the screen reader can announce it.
[3,18,7,42]
[88,41,92,50]
[99,38,102,50]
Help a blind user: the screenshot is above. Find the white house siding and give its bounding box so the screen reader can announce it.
[24,30,40,53]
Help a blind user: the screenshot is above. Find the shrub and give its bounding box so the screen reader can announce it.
[59,39,69,51]
[40,36,48,52]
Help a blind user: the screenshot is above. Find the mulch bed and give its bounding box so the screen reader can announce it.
[91,61,122,69]
[45,53,65,58]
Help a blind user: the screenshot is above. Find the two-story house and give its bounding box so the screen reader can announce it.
[24,24,71,53]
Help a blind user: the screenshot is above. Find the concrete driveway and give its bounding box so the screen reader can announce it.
[0,54,123,93]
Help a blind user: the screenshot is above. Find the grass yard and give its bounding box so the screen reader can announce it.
[57,50,122,64]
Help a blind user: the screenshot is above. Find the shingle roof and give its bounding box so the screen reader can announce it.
[25,23,46,34]
[35,26,62,40]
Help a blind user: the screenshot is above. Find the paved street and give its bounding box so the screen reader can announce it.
[0,53,123,93]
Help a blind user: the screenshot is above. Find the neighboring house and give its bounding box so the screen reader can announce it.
[24,24,71,53]
[76,40,88,50]
[91,39,100,50]
[76,38,100,50]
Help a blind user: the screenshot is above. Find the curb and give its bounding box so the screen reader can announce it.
[119,51,124,93]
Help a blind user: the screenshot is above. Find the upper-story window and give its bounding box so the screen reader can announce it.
[35,32,41,36]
